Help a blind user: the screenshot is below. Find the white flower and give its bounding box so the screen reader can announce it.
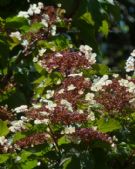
[78,109,84,114]
[18,11,29,18]
[39,111,49,116]
[37,161,41,166]
[9,120,26,132]
[42,14,50,21]
[58,89,64,94]
[89,53,96,64]
[0,136,7,146]
[14,105,28,113]
[79,45,92,53]
[112,74,119,78]
[10,31,22,41]
[34,8,41,14]
[51,25,57,36]
[20,116,29,122]
[50,46,56,51]
[111,143,116,148]
[40,99,57,110]
[33,57,39,62]
[57,3,62,8]
[32,103,42,109]
[68,72,83,77]
[85,93,95,101]
[118,79,135,94]
[38,48,46,56]
[125,49,135,72]
[55,53,63,57]
[112,136,118,142]
[15,156,21,162]
[91,75,111,91]
[79,45,96,64]
[61,126,75,134]
[21,40,29,47]
[87,112,95,121]
[56,79,62,85]
[61,99,73,112]
[41,19,48,27]
[34,119,49,125]
[51,29,56,36]
[27,8,34,16]
[125,56,135,72]
[78,90,84,95]
[52,25,56,30]
[46,90,54,99]
[38,2,44,9]
[131,49,135,57]
[67,84,76,91]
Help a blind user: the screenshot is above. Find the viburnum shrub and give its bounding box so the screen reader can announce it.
[0,2,135,169]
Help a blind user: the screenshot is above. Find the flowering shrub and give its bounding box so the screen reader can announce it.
[0,1,135,169]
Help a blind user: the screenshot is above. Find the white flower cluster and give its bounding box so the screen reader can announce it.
[118,79,135,94]
[10,31,22,41]
[0,136,12,152]
[34,119,49,125]
[79,45,96,64]
[13,105,28,113]
[39,48,46,57]
[18,2,58,37]
[21,39,29,47]
[91,75,112,91]
[46,90,54,99]
[9,119,27,132]
[0,136,8,146]
[61,126,75,134]
[125,49,135,72]
[50,25,57,36]
[41,14,49,27]
[40,99,57,111]
[18,2,44,18]
[85,93,96,105]
[33,48,46,62]
[87,111,95,121]
[60,99,73,112]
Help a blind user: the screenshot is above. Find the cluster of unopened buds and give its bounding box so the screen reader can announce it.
[40,45,96,76]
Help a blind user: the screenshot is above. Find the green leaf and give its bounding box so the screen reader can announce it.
[34,63,44,73]
[97,118,121,133]
[80,12,95,26]
[98,0,114,5]
[99,20,109,37]
[20,151,32,162]
[0,120,9,136]
[93,64,110,75]
[0,38,9,69]
[33,76,46,84]
[58,135,71,146]
[60,158,72,169]
[6,16,28,29]
[0,154,9,164]
[28,22,43,33]
[21,160,38,169]
[13,132,26,142]
[61,156,81,169]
